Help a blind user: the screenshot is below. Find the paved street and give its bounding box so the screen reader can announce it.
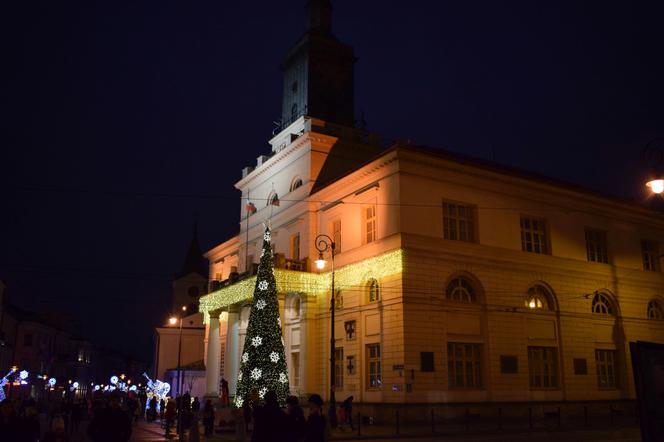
[125,419,642,442]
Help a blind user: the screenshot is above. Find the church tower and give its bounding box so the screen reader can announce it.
[280,0,356,128]
[172,219,208,314]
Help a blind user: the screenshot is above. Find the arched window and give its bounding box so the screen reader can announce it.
[648,299,664,320]
[446,277,476,303]
[368,279,380,303]
[266,191,278,207]
[290,177,303,192]
[592,292,615,315]
[334,289,343,310]
[525,285,552,310]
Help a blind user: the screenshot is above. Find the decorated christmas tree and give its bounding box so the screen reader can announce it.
[234,226,289,407]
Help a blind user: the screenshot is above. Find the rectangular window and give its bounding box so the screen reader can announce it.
[23,333,33,347]
[443,202,475,242]
[447,343,482,388]
[344,321,356,340]
[366,344,382,389]
[585,228,608,263]
[332,219,342,253]
[290,233,300,260]
[520,216,548,254]
[595,349,617,388]
[528,346,558,388]
[421,352,435,372]
[291,352,300,387]
[642,240,660,272]
[364,205,376,244]
[334,348,344,389]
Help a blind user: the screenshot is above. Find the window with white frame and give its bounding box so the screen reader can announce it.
[642,240,660,272]
[364,204,376,244]
[591,292,615,315]
[368,279,380,303]
[443,202,475,242]
[447,342,482,388]
[595,349,617,388]
[520,216,548,254]
[648,299,664,320]
[585,228,608,263]
[445,277,476,303]
[366,344,381,389]
[528,346,558,388]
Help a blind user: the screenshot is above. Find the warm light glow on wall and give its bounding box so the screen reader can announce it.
[200,249,404,323]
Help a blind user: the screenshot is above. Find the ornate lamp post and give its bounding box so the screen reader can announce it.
[314,234,337,429]
[169,305,187,441]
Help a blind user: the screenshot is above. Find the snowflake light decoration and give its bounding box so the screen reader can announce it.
[258,280,268,291]
[264,230,271,241]
[250,368,262,380]
[277,317,281,327]
[236,397,244,407]
[237,372,243,381]
[269,352,279,363]
[19,370,29,380]
[251,336,263,347]
[242,352,249,363]
[256,299,267,310]
[259,387,268,399]
[279,373,288,384]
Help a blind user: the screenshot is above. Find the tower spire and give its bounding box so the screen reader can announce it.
[306,0,333,33]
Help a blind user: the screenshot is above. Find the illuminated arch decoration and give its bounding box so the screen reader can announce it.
[199,249,404,323]
[524,284,556,311]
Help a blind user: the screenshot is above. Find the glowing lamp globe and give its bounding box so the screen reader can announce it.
[169,317,177,325]
[647,179,664,194]
[315,253,326,270]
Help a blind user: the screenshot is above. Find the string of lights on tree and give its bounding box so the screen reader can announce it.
[234,226,290,407]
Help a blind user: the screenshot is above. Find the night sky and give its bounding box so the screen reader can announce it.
[2,1,663,361]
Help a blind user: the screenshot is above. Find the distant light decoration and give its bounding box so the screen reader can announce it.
[647,179,664,194]
[110,376,119,385]
[19,370,29,380]
[199,249,404,323]
[73,382,79,389]
[94,385,100,391]
[129,385,137,392]
[48,378,57,387]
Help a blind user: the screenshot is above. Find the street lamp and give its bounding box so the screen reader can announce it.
[314,234,337,429]
[169,305,187,441]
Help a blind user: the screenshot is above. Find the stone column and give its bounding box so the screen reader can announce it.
[205,308,223,397]
[225,307,240,397]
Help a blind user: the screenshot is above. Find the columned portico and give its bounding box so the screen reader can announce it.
[205,308,222,397]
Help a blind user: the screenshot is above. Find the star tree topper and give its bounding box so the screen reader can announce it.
[235,225,290,405]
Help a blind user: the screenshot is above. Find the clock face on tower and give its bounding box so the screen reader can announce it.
[187,286,200,298]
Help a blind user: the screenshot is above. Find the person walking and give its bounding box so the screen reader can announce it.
[341,396,354,430]
[251,391,285,442]
[284,395,305,442]
[220,378,229,407]
[304,394,327,442]
[202,399,215,437]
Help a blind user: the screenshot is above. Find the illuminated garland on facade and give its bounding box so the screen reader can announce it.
[199,248,404,323]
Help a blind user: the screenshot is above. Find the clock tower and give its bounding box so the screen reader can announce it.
[280,0,356,128]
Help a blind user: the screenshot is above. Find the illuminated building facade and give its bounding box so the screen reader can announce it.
[199,1,664,409]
